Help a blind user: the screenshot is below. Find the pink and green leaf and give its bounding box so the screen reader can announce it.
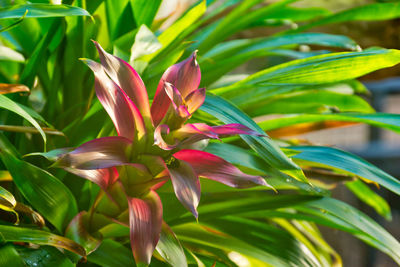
[166,158,201,218]
[63,167,119,192]
[54,136,132,170]
[151,51,201,126]
[185,87,206,114]
[128,190,163,266]
[65,211,102,255]
[81,59,145,140]
[174,149,270,189]
[154,124,179,150]
[93,41,151,125]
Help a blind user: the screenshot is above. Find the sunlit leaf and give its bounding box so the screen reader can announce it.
[156,221,187,267]
[201,94,308,183]
[214,49,400,97]
[297,197,400,264]
[0,47,25,62]
[0,225,85,256]
[291,146,400,196]
[260,113,400,135]
[0,95,46,144]
[0,4,90,19]
[298,2,400,32]
[346,179,391,220]
[266,121,358,138]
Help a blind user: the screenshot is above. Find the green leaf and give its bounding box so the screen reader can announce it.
[168,191,320,225]
[147,0,206,62]
[0,94,46,144]
[173,223,289,267]
[299,197,400,264]
[130,0,161,27]
[0,185,16,208]
[291,145,400,196]
[346,180,392,220]
[204,32,358,60]
[201,94,308,183]
[130,25,162,73]
[87,239,135,267]
[298,2,400,32]
[24,148,72,162]
[0,245,25,267]
[257,5,331,23]
[202,217,323,266]
[244,197,399,264]
[204,142,327,194]
[213,49,400,96]
[195,0,298,53]
[19,20,61,88]
[0,9,27,33]
[259,113,400,134]
[201,33,359,85]
[156,222,187,267]
[105,0,134,41]
[65,211,101,255]
[0,45,25,62]
[272,218,335,266]
[241,90,374,116]
[0,133,78,232]
[0,4,90,19]
[0,225,85,256]
[17,245,74,267]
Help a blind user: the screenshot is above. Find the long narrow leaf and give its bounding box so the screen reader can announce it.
[214,49,400,97]
[0,4,90,19]
[201,94,308,183]
[0,133,78,231]
[0,95,46,144]
[0,225,85,256]
[291,145,400,196]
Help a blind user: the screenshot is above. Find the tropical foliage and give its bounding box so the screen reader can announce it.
[0,0,400,266]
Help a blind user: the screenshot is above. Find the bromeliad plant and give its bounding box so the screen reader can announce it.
[52,42,269,265]
[2,0,400,266]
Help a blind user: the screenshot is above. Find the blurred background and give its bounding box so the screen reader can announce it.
[223,0,400,266]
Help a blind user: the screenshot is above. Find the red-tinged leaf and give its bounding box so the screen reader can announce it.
[178,123,219,139]
[174,150,270,189]
[173,123,263,148]
[212,123,263,137]
[64,167,118,192]
[185,87,205,114]
[81,59,145,140]
[166,158,201,218]
[65,211,102,255]
[164,82,190,118]
[165,82,184,107]
[93,41,151,122]
[154,124,179,150]
[54,137,132,170]
[151,51,201,126]
[128,190,163,265]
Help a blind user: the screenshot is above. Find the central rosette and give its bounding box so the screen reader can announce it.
[51,42,270,265]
